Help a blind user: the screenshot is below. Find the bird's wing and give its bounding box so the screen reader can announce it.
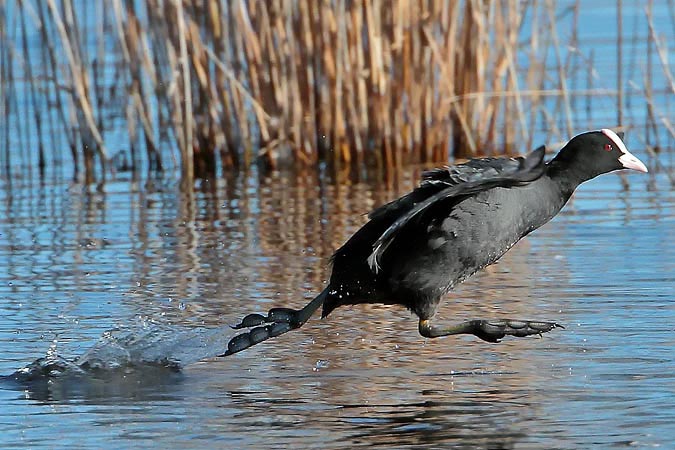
[367,146,546,272]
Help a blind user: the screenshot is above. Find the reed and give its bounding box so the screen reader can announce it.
[1,0,673,183]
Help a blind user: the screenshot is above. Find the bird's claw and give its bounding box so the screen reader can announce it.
[222,308,302,356]
[230,308,299,330]
[471,319,563,343]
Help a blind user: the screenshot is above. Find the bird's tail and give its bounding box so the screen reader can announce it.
[220,288,328,357]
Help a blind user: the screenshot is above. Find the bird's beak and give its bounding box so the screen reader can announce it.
[618,151,648,173]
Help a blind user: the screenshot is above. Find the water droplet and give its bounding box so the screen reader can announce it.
[178,302,187,310]
[314,359,330,371]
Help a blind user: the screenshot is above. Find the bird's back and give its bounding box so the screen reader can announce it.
[323,148,552,317]
[384,177,568,300]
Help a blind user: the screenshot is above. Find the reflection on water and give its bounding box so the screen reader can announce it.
[0,163,673,448]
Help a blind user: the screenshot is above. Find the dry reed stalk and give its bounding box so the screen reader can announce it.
[46,0,108,183]
[8,10,32,177]
[19,2,46,175]
[2,0,672,182]
[586,50,594,124]
[210,1,238,167]
[0,8,9,175]
[174,0,193,180]
[115,0,163,174]
[545,0,573,138]
[617,0,624,126]
[645,6,675,95]
[36,0,78,177]
[229,24,254,160]
[17,4,36,175]
[298,1,319,160]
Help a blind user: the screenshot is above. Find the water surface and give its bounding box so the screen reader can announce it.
[0,164,673,448]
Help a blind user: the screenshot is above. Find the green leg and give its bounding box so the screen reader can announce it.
[418,318,562,343]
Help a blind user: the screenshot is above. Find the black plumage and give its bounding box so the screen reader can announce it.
[222,129,648,356]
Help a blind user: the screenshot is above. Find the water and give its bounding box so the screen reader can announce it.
[1,3,674,446]
[0,164,673,448]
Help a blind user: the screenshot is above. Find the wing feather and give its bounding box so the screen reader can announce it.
[367,146,546,272]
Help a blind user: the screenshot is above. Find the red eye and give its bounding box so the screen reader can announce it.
[604,143,613,151]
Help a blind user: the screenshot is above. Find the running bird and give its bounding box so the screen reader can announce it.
[221,129,648,356]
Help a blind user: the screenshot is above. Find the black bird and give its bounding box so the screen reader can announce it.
[222,129,648,356]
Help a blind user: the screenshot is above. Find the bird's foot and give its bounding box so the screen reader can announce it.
[231,308,298,329]
[223,308,301,356]
[468,319,563,343]
[220,290,328,357]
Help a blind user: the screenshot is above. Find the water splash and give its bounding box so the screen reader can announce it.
[77,323,236,369]
[3,323,236,384]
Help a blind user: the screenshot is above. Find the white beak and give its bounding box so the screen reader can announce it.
[618,152,648,173]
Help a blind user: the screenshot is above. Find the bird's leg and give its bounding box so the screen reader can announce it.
[221,290,327,357]
[418,318,562,343]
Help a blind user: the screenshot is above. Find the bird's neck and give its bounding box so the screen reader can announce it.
[545,159,588,198]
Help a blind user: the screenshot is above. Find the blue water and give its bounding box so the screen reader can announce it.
[0,164,673,448]
[1,1,674,448]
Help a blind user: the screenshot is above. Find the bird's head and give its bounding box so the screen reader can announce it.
[552,129,648,182]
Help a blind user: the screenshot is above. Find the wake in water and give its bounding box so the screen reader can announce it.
[2,322,237,385]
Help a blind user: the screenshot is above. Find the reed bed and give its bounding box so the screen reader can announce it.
[1,0,674,183]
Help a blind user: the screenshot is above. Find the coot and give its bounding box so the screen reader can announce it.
[222,129,648,356]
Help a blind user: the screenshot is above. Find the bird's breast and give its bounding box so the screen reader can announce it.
[389,184,558,295]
